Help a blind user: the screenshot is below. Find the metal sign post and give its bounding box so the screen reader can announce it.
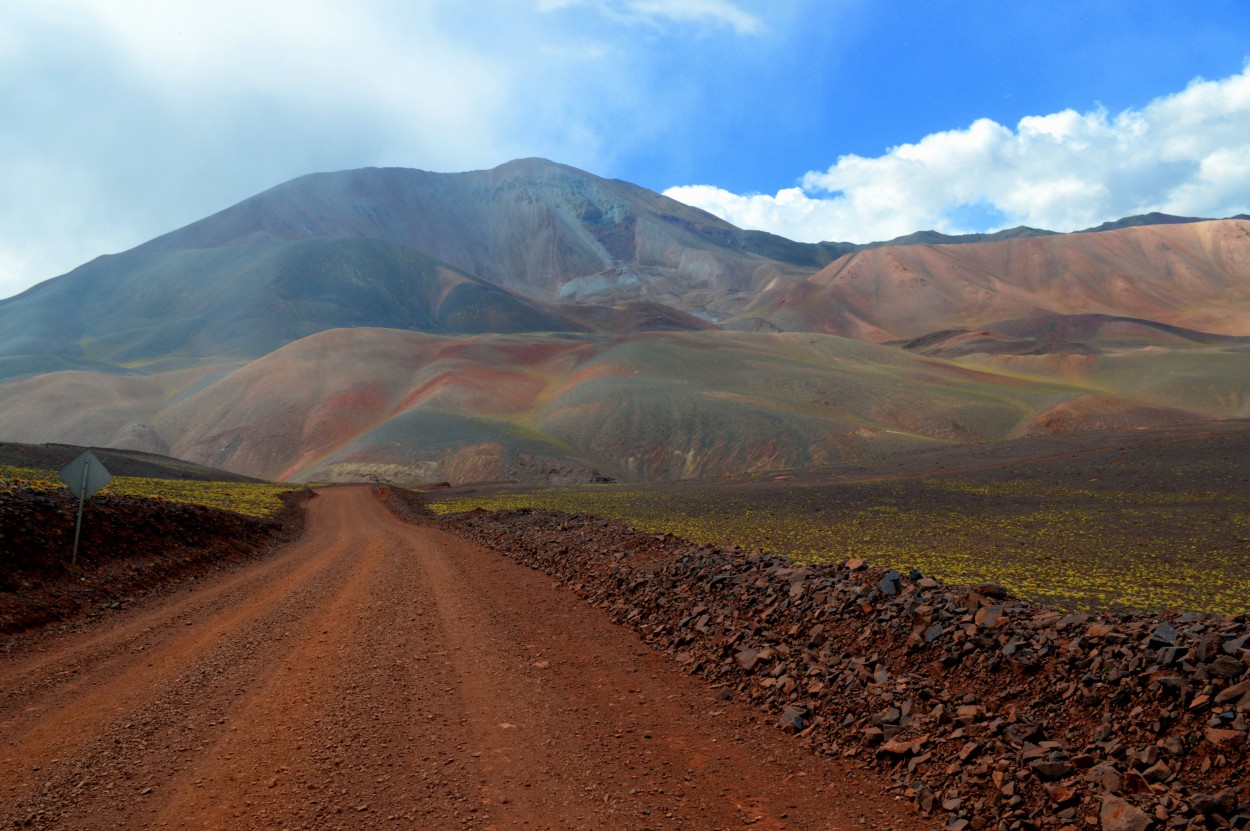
[58,450,113,567]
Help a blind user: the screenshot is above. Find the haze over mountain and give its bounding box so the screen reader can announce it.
[0,159,1247,484]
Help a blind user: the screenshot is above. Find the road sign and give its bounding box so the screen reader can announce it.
[60,450,113,500]
[58,450,113,566]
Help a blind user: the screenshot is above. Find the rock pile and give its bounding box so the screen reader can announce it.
[440,505,1249,831]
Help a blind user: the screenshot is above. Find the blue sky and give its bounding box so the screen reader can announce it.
[2,0,1249,299]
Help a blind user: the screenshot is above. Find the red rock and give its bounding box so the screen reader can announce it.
[1120,771,1150,794]
[1100,795,1150,831]
[974,605,1003,628]
[878,739,916,756]
[1031,759,1074,781]
[776,704,809,734]
[1086,763,1123,793]
[735,648,762,671]
[1142,760,1171,783]
[1209,655,1246,679]
[1203,727,1243,745]
[1046,783,1077,805]
[972,582,1010,599]
[1214,679,1250,704]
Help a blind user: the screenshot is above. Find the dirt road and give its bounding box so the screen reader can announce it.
[1,487,921,830]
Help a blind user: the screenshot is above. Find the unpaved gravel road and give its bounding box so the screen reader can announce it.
[1,486,921,830]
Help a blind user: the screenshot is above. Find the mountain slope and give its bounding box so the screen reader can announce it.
[1,159,1247,485]
[0,237,596,375]
[129,158,817,315]
[4,160,1246,380]
[3,326,1241,484]
[0,328,1100,483]
[738,219,1250,339]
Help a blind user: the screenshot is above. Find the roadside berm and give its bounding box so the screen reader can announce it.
[433,502,1250,831]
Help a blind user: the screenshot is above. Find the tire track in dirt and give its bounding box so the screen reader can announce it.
[1,487,922,830]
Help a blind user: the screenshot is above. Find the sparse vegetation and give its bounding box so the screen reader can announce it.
[0,464,298,518]
[428,476,1250,615]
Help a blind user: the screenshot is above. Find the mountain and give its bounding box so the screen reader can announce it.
[735,219,1250,339]
[2,323,1243,484]
[0,158,1247,484]
[5,159,1247,376]
[897,314,1250,360]
[0,159,830,380]
[0,238,593,375]
[128,158,820,316]
[863,225,1057,248]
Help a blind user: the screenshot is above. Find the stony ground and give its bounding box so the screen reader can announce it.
[432,496,1250,831]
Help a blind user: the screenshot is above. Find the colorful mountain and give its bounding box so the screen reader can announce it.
[0,159,1247,484]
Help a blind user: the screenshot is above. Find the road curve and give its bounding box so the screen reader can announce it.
[1,486,921,830]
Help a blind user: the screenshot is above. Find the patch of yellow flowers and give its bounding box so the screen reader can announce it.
[0,464,297,518]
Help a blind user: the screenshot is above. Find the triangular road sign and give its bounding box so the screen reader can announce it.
[58,450,114,566]
[60,450,113,500]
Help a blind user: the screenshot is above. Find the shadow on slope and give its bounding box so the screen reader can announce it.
[0,237,591,375]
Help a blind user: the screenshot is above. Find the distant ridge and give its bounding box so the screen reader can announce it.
[830,212,1244,251]
[1078,211,1207,233]
[863,225,1057,248]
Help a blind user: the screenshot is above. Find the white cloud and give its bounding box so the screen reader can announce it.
[31,0,506,146]
[626,0,762,33]
[666,64,1250,242]
[537,0,762,34]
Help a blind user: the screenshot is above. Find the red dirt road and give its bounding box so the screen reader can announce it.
[1,487,921,830]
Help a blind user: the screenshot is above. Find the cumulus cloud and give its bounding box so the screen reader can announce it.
[666,65,1250,243]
